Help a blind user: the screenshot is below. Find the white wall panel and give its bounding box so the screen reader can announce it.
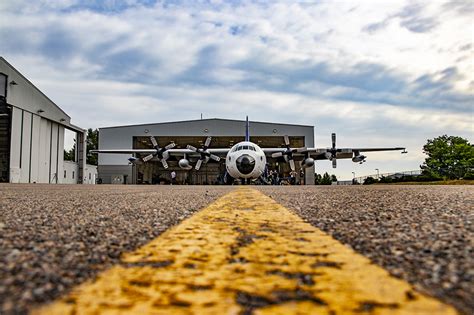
[8,107,22,182]
[63,161,78,184]
[20,113,32,182]
[37,118,49,183]
[50,123,59,183]
[29,114,41,183]
[57,126,65,183]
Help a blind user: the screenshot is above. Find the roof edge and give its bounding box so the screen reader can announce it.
[99,118,314,130]
[0,56,71,119]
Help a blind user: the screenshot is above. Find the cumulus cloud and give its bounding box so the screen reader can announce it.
[0,0,472,178]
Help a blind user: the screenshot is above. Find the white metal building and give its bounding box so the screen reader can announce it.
[98,119,316,185]
[0,57,96,184]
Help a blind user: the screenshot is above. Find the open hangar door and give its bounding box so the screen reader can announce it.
[131,135,305,185]
[0,73,11,183]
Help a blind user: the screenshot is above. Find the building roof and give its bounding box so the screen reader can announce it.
[0,57,84,133]
[99,118,314,130]
[0,57,70,119]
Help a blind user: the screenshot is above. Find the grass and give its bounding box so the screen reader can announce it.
[387,180,474,185]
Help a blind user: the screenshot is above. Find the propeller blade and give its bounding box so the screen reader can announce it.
[296,147,307,153]
[272,152,284,158]
[195,159,203,170]
[332,158,337,168]
[284,135,290,146]
[289,159,296,171]
[331,133,336,150]
[210,154,220,161]
[187,145,198,152]
[165,142,176,150]
[204,136,212,148]
[161,159,168,169]
[142,154,154,162]
[150,136,158,148]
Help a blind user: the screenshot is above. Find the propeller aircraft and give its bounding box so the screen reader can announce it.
[92,117,406,181]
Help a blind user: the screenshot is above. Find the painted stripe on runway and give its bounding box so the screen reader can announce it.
[33,188,458,314]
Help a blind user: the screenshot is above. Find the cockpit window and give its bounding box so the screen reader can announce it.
[233,144,257,152]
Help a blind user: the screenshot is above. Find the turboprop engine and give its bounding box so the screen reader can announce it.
[301,157,315,168]
[128,157,143,165]
[352,154,366,163]
[178,158,192,170]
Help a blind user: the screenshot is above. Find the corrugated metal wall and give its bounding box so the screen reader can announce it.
[9,107,65,183]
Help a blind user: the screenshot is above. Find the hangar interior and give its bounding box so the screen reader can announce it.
[98,119,315,185]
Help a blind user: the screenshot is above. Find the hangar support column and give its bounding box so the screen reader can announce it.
[306,165,315,185]
[76,131,86,184]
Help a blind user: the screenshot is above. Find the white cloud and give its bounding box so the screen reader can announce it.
[0,0,472,178]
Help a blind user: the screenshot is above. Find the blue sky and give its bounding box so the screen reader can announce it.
[0,0,472,179]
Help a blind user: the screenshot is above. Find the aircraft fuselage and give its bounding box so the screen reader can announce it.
[225,141,267,179]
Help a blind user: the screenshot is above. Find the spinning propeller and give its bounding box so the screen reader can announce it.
[271,135,307,171]
[186,136,220,170]
[142,136,176,169]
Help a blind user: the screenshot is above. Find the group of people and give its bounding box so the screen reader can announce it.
[267,169,281,185]
[266,168,305,185]
[166,168,305,185]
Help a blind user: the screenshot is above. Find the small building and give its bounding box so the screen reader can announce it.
[0,57,95,184]
[98,118,316,185]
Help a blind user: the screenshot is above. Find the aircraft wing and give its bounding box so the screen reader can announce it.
[91,149,157,154]
[262,147,406,159]
[91,148,231,155]
[346,147,406,152]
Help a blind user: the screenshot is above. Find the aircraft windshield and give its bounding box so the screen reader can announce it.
[234,144,257,152]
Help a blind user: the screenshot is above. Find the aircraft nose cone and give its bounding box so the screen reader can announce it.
[236,154,255,175]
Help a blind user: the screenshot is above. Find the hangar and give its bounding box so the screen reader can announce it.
[97,119,316,185]
[0,57,96,184]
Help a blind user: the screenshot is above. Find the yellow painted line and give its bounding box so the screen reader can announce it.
[33,188,458,315]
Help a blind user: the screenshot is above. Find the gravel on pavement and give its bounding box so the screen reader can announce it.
[1,184,472,314]
[0,184,233,315]
[257,185,473,314]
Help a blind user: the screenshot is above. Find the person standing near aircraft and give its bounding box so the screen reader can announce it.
[299,169,305,185]
[290,170,297,185]
[170,171,176,185]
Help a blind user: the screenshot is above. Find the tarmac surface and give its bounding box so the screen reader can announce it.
[0,184,233,315]
[258,185,473,314]
[0,184,473,314]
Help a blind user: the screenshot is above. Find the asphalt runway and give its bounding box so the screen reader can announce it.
[0,184,472,314]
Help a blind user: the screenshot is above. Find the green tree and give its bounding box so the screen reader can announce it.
[330,174,337,182]
[363,176,377,185]
[86,128,99,165]
[314,173,322,185]
[320,172,332,185]
[421,135,474,179]
[64,139,75,161]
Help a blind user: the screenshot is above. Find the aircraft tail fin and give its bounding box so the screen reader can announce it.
[245,116,250,142]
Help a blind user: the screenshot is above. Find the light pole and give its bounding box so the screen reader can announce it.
[375,168,379,179]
